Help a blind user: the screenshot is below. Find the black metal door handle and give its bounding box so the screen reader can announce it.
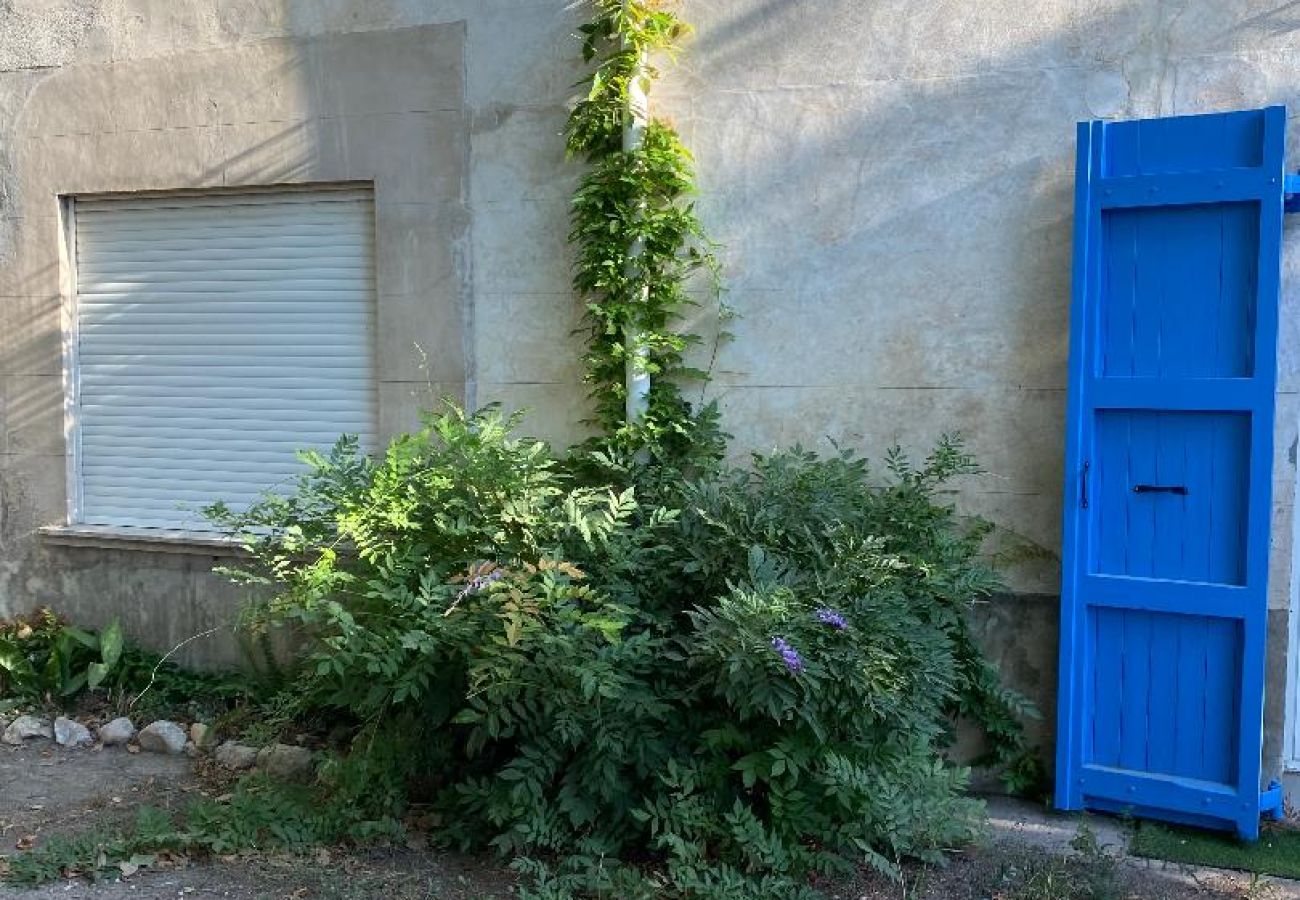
[1132,484,1188,495]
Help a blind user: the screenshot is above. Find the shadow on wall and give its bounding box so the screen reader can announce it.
[671,1,1113,598]
[5,0,1300,654]
[0,2,334,652]
[657,0,1300,764]
[670,0,1300,594]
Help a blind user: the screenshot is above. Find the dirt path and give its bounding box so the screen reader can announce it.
[0,743,512,899]
[1,742,1297,899]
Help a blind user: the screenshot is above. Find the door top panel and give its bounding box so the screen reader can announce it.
[1102,108,1267,177]
[1099,202,1259,379]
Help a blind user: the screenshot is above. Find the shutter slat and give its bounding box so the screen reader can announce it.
[78,332,372,347]
[79,436,359,452]
[77,218,373,237]
[79,377,374,394]
[82,469,307,486]
[80,299,374,313]
[83,514,230,528]
[80,369,370,381]
[82,369,371,382]
[75,189,378,529]
[82,425,373,441]
[84,449,346,466]
[82,403,370,416]
[80,291,375,301]
[82,407,372,421]
[80,265,370,278]
[80,350,372,361]
[81,318,374,330]
[83,487,286,504]
[79,278,372,291]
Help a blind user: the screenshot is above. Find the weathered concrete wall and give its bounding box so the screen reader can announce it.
[0,5,476,666]
[0,0,1299,781]
[668,0,1300,783]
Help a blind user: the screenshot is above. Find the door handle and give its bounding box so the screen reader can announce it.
[1132,484,1188,495]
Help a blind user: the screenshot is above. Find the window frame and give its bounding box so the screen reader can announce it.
[58,183,380,535]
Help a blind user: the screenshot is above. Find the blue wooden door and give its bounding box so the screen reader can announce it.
[1055,106,1286,839]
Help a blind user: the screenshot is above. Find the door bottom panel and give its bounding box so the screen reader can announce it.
[1087,607,1241,786]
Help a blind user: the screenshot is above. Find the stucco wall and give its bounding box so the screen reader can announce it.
[0,5,478,666]
[1,0,1299,778]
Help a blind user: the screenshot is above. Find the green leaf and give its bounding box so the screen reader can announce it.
[97,620,124,673]
[0,641,27,673]
[62,626,100,650]
[86,661,110,691]
[60,671,87,697]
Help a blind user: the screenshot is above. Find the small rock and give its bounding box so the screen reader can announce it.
[189,722,214,750]
[256,743,315,781]
[214,741,258,771]
[53,717,93,749]
[3,715,52,745]
[98,717,136,746]
[137,720,187,755]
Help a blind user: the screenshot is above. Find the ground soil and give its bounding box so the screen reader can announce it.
[0,742,1296,899]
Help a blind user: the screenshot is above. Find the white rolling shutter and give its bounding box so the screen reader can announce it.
[72,188,377,529]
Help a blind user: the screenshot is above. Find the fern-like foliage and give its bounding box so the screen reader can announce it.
[197,406,1039,898]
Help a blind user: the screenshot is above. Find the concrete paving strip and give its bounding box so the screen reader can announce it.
[985,795,1300,898]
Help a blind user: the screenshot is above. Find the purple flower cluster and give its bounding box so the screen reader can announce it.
[456,568,504,601]
[770,636,805,674]
[815,607,848,630]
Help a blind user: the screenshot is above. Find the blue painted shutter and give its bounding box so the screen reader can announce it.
[1055,107,1286,839]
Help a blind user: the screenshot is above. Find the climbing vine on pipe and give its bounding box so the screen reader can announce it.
[566,0,723,454]
[564,1,1043,794]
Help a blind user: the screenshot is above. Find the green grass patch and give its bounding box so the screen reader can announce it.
[1130,821,1300,879]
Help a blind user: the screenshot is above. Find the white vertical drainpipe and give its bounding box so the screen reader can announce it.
[623,7,651,424]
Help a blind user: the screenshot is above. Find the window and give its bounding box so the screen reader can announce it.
[67,187,377,530]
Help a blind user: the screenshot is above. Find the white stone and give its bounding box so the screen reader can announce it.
[98,717,136,746]
[137,720,187,755]
[2,715,51,745]
[189,722,214,750]
[213,741,258,771]
[256,743,315,781]
[53,716,93,748]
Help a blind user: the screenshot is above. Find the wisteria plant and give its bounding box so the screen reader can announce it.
[204,406,1025,898]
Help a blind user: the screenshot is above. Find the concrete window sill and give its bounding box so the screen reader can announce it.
[39,524,248,557]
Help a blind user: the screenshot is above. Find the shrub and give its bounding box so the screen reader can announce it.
[0,608,250,716]
[0,609,124,706]
[205,404,1034,898]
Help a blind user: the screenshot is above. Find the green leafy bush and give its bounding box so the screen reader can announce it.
[199,405,1034,898]
[0,610,123,705]
[0,608,250,716]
